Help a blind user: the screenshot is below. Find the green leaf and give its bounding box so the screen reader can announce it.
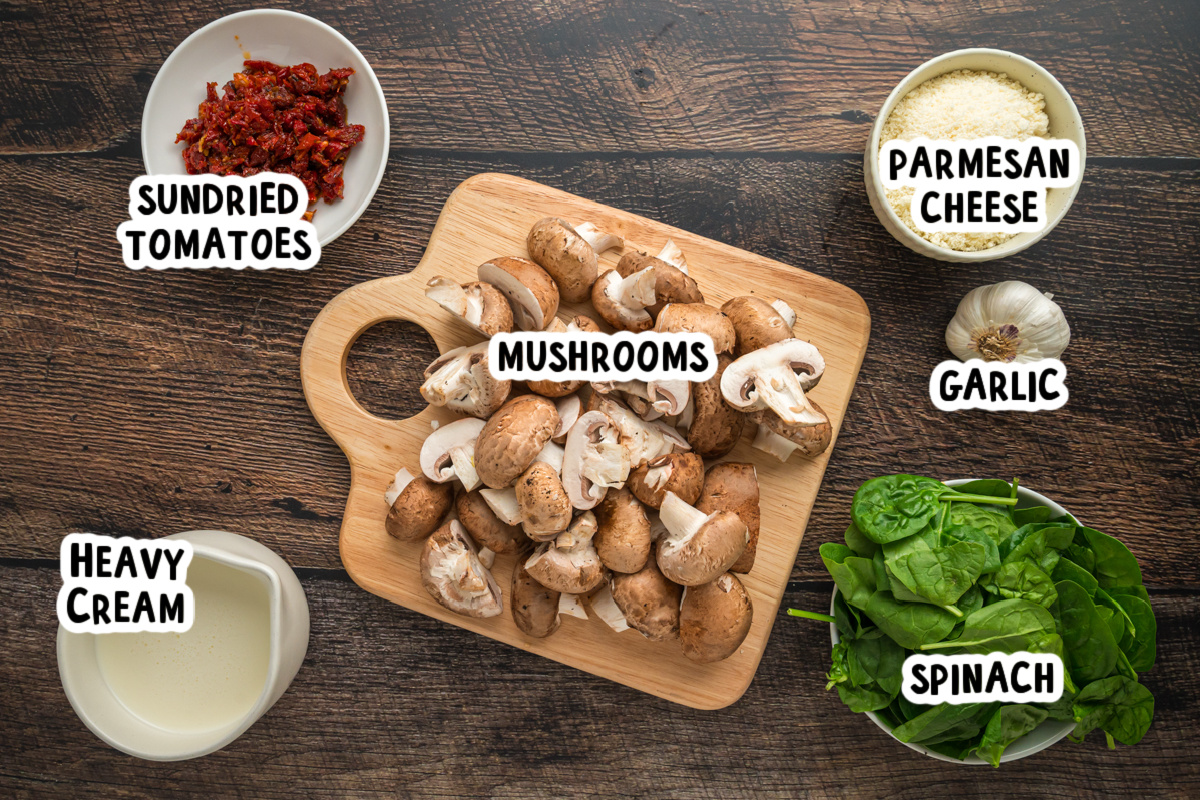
[1071,676,1154,746]
[943,524,1001,574]
[863,591,958,650]
[1052,557,1099,596]
[972,704,1049,767]
[949,503,1017,544]
[1077,527,1144,589]
[820,543,875,611]
[852,475,947,544]
[1112,594,1156,672]
[1013,505,1052,527]
[889,540,987,606]
[843,521,880,558]
[892,702,995,745]
[832,591,869,640]
[1000,523,1075,565]
[981,561,1058,608]
[1052,580,1119,684]
[1062,543,1095,573]
[921,599,1056,653]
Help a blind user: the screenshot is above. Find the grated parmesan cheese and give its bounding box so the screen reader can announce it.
[880,69,1050,252]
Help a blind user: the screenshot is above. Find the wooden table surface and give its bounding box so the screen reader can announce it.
[2,0,1197,796]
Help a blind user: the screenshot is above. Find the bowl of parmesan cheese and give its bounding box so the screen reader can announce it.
[865,48,1086,262]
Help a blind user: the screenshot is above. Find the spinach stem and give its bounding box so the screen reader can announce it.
[939,492,1018,506]
[787,609,836,624]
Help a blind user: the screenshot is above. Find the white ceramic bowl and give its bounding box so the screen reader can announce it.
[829,479,1075,765]
[864,48,1086,262]
[141,9,389,246]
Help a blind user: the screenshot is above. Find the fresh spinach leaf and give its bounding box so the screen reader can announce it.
[1095,606,1125,645]
[1107,585,1150,604]
[852,475,947,544]
[1000,523,1075,565]
[972,704,1049,767]
[820,543,875,611]
[888,540,987,606]
[1052,580,1119,684]
[1071,676,1154,746]
[832,591,868,640]
[892,702,995,745]
[1112,593,1156,672]
[864,591,957,650]
[922,599,1056,653]
[1078,527,1144,589]
[943,524,1001,574]
[1062,543,1095,573]
[1013,505,1052,527]
[1052,557,1099,595]
[981,561,1058,608]
[843,521,880,558]
[949,503,1017,544]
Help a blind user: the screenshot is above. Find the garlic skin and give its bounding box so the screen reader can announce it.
[946,281,1070,363]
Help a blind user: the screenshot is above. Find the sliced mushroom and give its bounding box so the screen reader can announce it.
[646,378,690,416]
[511,560,561,638]
[478,256,559,331]
[695,462,760,574]
[479,486,522,526]
[420,520,503,618]
[561,410,631,510]
[551,394,582,441]
[750,402,832,461]
[592,380,660,420]
[615,249,703,318]
[586,393,691,468]
[686,354,746,459]
[526,315,600,397]
[425,277,513,337]
[656,490,748,586]
[420,341,511,419]
[771,299,796,328]
[558,592,588,619]
[515,461,573,541]
[720,338,826,426]
[594,486,651,573]
[679,572,753,663]
[626,452,704,510]
[591,268,654,332]
[384,468,454,542]
[721,296,794,355]
[475,395,560,489]
[420,417,486,491]
[655,303,736,354]
[527,217,624,303]
[455,489,528,554]
[524,512,607,594]
[611,548,682,641]
[534,439,565,475]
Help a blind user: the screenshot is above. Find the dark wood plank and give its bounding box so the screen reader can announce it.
[2,0,1199,156]
[1,566,1196,797]
[0,152,1197,585]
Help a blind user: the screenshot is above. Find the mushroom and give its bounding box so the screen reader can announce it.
[750,402,832,461]
[655,303,736,354]
[591,268,655,332]
[686,354,746,459]
[455,489,528,554]
[594,486,651,573]
[479,486,522,526]
[679,572,753,663]
[626,452,704,510]
[558,592,588,620]
[586,393,690,468]
[611,548,683,641]
[420,417,486,491]
[655,239,688,273]
[384,468,454,542]
[772,299,796,328]
[511,560,561,638]
[425,277,513,336]
[515,461,573,540]
[592,380,660,420]
[615,249,703,318]
[420,520,503,618]
[646,378,690,416]
[526,315,600,397]
[695,463,760,574]
[561,410,631,510]
[475,395,560,489]
[524,511,607,594]
[720,338,826,426]
[551,394,582,441]
[589,584,631,633]
[477,257,559,331]
[420,341,511,420]
[721,296,794,354]
[526,217,624,303]
[656,491,748,586]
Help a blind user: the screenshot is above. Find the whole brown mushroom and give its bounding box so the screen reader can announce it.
[475,395,560,489]
[384,468,454,542]
[695,462,760,573]
[610,548,683,642]
[455,489,529,554]
[721,296,794,354]
[594,486,652,573]
[626,452,704,510]
[679,572,753,663]
[683,354,746,459]
[655,303,736,354]
[515,461,573,541]
[526,217,623,303]
[477,257,559,331]
[511,560,561,638]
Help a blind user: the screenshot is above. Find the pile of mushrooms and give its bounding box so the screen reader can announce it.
[386,217,832,663]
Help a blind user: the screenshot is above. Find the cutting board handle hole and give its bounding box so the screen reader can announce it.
[344,320,440,421]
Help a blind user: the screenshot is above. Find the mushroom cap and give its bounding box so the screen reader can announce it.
[591,270,654,333]
[719,338,826,425]
[686,354,746,459]
[551,394,582,441]
[425,277,514,337]
[478,256,559,331]
[752,401,832,458]
[696,462,760,574]
[420,520,503,618]
[721,296,794,355]
[515,461,574,540]
[420,342,511,419]
[524,512,608,594]
[611,548,683,641]
[654,303,736,354]
[616,251,704,317]
[455,489,529,554]
[526,217,600,303]
[656,492,749,586]
[385,476,454,542]
[594,486,652,573]
[679,572,753,663]
[511,560,561,638]
[475,395,560,489]
[419,416,487,485]
[526,316,600,397]
[627,452,704,510]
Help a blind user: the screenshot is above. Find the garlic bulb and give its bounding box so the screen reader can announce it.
[945,281,1070,363]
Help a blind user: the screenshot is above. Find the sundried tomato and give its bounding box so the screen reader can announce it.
[175,60,366,208]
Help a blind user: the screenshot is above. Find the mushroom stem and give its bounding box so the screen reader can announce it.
[559,593,588,619]
[384,468,415,507]
[574,222,623,254]
[752,425,799,462]
[754,368,825,426]
[590,585,631,632]
[659,491,708,542]
[449,445,482,491]
[479,487,521,526]
[771,299,796,328]
[616,265,657,308]
[656,240,687,273]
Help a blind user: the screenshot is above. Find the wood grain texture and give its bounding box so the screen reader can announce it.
[1,153,1196,585]
[299,172,870,709]
[2,0,1199,156]
[2,566,1197,798]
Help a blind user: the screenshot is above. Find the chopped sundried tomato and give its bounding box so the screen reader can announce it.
[175,60,366,208]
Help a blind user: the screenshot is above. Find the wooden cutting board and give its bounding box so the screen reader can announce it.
[300,173,871,709]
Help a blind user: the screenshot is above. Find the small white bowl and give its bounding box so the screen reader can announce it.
[829,479,1075,765]
[864,48,1086,262]
[141,9,389,246]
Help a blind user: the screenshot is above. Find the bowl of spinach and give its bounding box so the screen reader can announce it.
[792,476,1156,766]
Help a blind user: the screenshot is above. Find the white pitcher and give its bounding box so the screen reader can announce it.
[57,530,310,761]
